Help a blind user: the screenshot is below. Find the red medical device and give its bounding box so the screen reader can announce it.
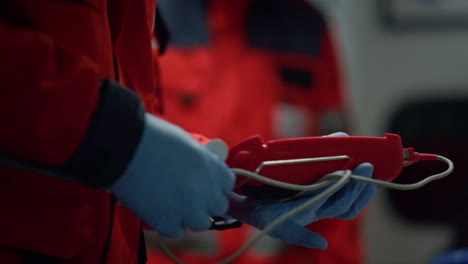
[224,133,437,200]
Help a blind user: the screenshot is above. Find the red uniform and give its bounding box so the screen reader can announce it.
[149,1,364,263]
[0,1,158,263]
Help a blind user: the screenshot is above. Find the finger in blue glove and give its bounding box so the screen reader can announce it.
[268,219,329,249]
[323,132,349,137]
[316,163,376,220]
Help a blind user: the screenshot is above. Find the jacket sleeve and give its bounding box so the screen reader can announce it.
[0,20,145,188]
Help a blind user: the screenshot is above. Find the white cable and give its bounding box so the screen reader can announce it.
[234,155,453,191]
[232,168,337,191]
[324,155,453,190]
[159,154,453,264]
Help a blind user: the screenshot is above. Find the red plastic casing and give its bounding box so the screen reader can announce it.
[226,133,405,196]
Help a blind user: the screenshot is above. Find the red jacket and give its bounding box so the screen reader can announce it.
[0,0,157,263]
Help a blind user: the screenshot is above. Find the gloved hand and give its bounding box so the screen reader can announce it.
[227,132,377,249]
[110,113,235,238]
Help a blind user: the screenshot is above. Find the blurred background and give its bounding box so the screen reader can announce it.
[321,0,468,263]
[147,0,468,263]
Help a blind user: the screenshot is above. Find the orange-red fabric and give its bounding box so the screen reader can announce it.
[0,0,157,263]
[159,47,278,147]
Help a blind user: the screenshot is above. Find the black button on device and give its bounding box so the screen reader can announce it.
[180,93,197,108]
[280,67,314,89]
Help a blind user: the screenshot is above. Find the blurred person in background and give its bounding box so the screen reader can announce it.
[146,0,369,263]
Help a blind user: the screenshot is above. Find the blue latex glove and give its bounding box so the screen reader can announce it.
[428,249,468,264]
[227,132,376,249]
[110,113,235,238]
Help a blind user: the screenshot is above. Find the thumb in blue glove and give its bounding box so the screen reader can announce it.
[110,113,235,238]
[228,163,376,249]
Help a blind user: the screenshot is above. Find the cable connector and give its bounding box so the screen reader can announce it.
[403,148,438,167]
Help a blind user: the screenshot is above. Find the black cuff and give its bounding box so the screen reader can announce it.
[62,80,145,188]
[0,80,145,188]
